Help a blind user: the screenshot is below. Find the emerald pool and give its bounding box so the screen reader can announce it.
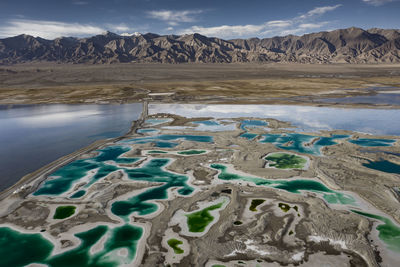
[352,210,400,252]
[111,158,193,220]
[186,202,224,232]
[249,199,265,212]
[177,150,206,155]
[34,146,140,196]
[265,152,307,169]
[167,238,184,254]
[210,164,355,205]
[53,206,76,219]
[363,159,400,174]
[0,224,143,267]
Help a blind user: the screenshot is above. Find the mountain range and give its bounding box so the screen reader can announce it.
[1,27,400,64]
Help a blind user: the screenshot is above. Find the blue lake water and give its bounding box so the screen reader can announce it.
[149,104,400,136]
[0,104,142,191]
[319,93,400,106]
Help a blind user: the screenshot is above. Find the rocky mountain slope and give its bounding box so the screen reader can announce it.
[1,27,400,64]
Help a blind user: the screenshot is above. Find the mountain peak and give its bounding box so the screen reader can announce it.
[0,27,399,64]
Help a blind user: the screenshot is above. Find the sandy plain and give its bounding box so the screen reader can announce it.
[1,63,400,107]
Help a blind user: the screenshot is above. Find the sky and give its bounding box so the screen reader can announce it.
[0,0,399,39]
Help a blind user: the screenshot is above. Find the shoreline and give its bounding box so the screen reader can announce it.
[0,101,148,201]
[1,103,400,266]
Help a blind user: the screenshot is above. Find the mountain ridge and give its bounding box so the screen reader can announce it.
[1,27,400,64]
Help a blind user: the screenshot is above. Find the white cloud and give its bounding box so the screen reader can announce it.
[0,19,105,39]
[299,4,342,19]
[179,5,341,38]
[298,22,329,29]
[362,0,395,6]
[181,24,265,38]
[106,23,130,32]
[120,32,141,37]
[265,20,292,28]
[147,10,202,26]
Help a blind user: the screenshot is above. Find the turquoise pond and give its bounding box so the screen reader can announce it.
[193,120,220,126]
[119,134,213,148]
[111,158,193,220]
[363,159,400,174]
[35,134,211,197]
[34,146,140,196]
[260,133,349,155]
[240,120,268,130]
[210,164,355,205]
[259,133,395,155]
[0,224,142,267]
[34,148,194,214]
[137,128,158,133]
[349,138,396,147]
[240,133,258,140]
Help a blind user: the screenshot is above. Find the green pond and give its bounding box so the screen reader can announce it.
[363,159,400,174]
[278,203,291,212]
[265,153,307,169]
[70,190,86,199]
[210,164,355,205]
[0,224,142,267]
[249,199,265,212]
[53,206,76,219]
[178,150,207,155]
[147,150,168,154]
[167,238,184,254]
[111,158,193,220]
[351,210,400,252]
[186,202,224,233]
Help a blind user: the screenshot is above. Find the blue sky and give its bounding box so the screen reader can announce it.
[0,0,399,39]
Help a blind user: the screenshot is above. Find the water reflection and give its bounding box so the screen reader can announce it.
[149,104,400,136]
[0,104,142,191]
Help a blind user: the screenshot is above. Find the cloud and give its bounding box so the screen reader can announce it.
[362,0,395,6]
[106,23,130,32]
[182,24,265,38]
[265,20,292,28]
[0,19,105,39]
[179,5,341,38]
[299,4,342,19]
[147,10,202,26]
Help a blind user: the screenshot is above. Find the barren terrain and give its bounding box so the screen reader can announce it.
[1,63,400,106]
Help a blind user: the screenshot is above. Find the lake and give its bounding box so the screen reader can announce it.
[0,104,142,191]
[149,104,400,136]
